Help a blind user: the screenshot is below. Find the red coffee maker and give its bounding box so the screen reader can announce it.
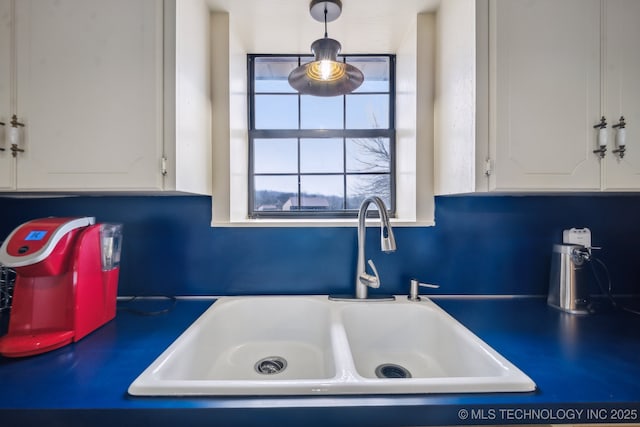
[0,217,122,357]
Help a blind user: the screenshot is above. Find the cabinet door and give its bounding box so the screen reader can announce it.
[0,0,14,190]
[603,0,640,189]
[490,0,601,190]
[14,0,164,191]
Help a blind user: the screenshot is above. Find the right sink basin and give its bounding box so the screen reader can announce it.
[338,299,534,393]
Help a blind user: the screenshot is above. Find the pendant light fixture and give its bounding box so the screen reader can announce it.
[288,0,364,97]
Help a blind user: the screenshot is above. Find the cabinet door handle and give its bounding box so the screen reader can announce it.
[10,145,24,157]
[8,115,25,158]
[612,116,627,159]
[593,116,607,158]
[0,120,4,151]
[10,114,24,128]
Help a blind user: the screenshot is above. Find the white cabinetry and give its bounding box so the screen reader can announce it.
[602,0,640,189]
[0,0,12,189]
[435,0,640,194]
[0,0,211,194]
[490,0,601,191]
[163,0,212,195]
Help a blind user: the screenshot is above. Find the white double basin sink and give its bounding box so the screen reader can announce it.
[128,295,535,396]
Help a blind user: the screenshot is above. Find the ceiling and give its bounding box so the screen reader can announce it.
[205,0,442,54]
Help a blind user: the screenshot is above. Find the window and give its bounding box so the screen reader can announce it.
[248,55,396,219]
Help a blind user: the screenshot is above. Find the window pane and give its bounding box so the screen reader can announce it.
[254,139,298,174]
[347,175,391,209]
[254,57,298,93]
[300,175,344,210]
[346,94,389,129]
[347,57,390,93]
[254,175,298,212]
[300,138,343,173]
[301,95,343,129]
[255,95,298,129]
[249,54,395,218]
[346,138,390,173]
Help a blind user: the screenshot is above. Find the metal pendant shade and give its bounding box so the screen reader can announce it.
[288,0,364,97]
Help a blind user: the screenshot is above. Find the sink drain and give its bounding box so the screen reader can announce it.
[375,363,412,379]
[255,356,287,375]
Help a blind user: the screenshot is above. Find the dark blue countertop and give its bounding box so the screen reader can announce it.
[1,296,640,427]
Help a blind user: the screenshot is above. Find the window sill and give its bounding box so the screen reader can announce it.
[211,218,435,228]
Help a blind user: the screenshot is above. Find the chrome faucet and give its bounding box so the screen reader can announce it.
[355,196,396,299]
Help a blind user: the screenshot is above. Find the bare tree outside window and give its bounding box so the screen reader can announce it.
[347,114,391,206]
[347,138,391,204]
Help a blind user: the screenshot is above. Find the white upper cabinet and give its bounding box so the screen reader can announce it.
[602,0,640,189]
[0,0,211,194]
[435,0,640,194]
[163,0,212,195]
[0,0,13,190]
[13,0,163,191]
[490,0,601,191]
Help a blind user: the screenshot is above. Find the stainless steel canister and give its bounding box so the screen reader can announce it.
[547,244,591,314]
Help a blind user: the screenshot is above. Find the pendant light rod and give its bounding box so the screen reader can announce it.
[324,5,328,38]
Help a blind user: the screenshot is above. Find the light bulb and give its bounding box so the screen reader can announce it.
[319,60,332,81]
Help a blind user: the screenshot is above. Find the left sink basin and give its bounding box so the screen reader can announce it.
[128,296,337,396]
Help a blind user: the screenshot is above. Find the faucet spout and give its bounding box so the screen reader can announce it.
[356,196,396,299]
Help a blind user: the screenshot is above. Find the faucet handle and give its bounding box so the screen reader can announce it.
[409,279,439,301]
[359,259,381,289]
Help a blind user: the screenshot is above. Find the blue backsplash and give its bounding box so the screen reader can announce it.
[1,194,639,296]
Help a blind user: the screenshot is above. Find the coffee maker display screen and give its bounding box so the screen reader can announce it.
[25,230,48,241]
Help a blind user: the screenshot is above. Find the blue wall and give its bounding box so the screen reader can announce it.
[1,194,639,297]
